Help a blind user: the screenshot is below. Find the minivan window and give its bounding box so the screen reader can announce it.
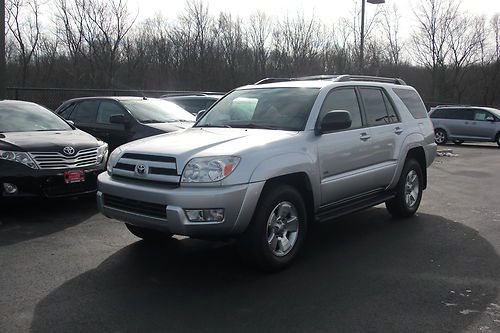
[456,109,474,120]
[73,100,99,123]
[473,109,492,121]
[320,88,362,130]
[393,88,428,119]
[360,88,392,126]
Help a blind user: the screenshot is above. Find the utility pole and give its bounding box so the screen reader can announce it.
[0,0,5,100]
[360,0,385,73]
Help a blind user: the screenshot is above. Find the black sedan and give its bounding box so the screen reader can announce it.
[0,100,108,198]
[56,97,195,151]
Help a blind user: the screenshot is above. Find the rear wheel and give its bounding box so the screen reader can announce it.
[386,159,423,219]
[238,185,307,271]
[434,129,447,145]
[496,133,500,147]
[125,223,172,241]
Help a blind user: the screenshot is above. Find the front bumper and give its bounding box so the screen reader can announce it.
[1,163,105,198]
[97,172,265,237]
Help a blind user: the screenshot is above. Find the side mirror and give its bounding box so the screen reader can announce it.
[196,110,207,121]
[316,110,352,135]
[486,116,495,122]
[109,114,129,124]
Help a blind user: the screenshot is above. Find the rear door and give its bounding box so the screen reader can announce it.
[448,108,474,138]
[69,100,99,136]
[358,87,400,188]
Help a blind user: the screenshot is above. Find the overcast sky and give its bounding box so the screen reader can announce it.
[128,0,500,36]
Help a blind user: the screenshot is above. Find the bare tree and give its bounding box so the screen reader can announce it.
[248,11,271,77]
[6,0,41,86]
[411,0,461,100]
[380,4,404,70]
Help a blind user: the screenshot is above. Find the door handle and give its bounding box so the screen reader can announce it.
[360,133,371,141]
[394,127,403,135]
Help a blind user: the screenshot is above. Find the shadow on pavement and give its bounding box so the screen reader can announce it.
[31,208,500,332]
[0,195,98,246]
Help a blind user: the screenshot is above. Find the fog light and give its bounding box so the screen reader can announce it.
[185,209,225,222]
[3,183,18,194]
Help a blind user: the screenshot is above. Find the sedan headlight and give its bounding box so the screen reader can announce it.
[107,147,123,174]
[181,156,240,183]
[0,150,38,169]
[96,142,109,164]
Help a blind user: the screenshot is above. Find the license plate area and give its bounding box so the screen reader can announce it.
[64,170,85,184]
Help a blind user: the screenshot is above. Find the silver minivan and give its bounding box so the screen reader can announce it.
[430,106,500,146]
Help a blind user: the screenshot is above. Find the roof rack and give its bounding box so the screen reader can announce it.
[254,74,406,86]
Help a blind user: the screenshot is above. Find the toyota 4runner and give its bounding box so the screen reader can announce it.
[97,75,437,270]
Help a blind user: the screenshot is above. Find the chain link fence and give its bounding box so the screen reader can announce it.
[5,87,225,110]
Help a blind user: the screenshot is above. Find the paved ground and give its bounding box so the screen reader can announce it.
[1,144,500,333]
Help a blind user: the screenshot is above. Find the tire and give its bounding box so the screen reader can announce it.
[434,129,447,145]
[453,140,464,145]
[386,159,423,219]
[238,185,307,271]
[496,133,500,147]
[125,223,172,241]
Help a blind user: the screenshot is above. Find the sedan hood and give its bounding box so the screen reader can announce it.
[0,129,101,152]
[146,121,194,132]
[120,127,298,168]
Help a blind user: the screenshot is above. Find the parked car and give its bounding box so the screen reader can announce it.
[429,106,500,146]
[56,97,195,151]
[163,94,223,115]
[97,75,437,270]
[0,100,108,198]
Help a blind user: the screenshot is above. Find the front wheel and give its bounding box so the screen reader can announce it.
[125,223,172,241]
[238,185,307,271]
[386,159,423,218]
[496,133,500,147]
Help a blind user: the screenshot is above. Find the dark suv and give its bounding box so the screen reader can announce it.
[429,106,500,146]
[56,97,195,151]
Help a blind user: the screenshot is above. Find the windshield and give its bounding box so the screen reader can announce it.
[122,99,195,123]
[0,102,72,133]
[196,88,320,131]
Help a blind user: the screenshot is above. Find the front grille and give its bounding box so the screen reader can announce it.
[30,147,99,169]
[103,194,166,219]
[113,153,180,184]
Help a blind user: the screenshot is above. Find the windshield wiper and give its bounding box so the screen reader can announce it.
[229,123,282,130]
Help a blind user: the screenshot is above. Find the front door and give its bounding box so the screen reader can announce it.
[317,87,374,205]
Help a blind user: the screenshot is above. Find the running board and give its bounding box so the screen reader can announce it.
[316,191,395,223]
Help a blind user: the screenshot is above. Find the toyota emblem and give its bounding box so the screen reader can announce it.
[63,146,75,156]
[135,164,147,175]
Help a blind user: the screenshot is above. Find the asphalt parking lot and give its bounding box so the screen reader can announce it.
[1,144,500,333]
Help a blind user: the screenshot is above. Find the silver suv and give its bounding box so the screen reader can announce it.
[97,75,437,270]
[429,106,500,146]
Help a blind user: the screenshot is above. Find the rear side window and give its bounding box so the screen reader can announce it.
[320,88,363,130]
[97,100,125,124]
[393,88,428,119]
[360,88,394,126]
[455,109,474,120]
[430,108,455,119]
[72,100,99,123]
[58,103,75,119]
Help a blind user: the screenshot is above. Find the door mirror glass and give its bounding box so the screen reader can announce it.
[109,114,129,124]
[196,110,207,121]
[318,110,352,134]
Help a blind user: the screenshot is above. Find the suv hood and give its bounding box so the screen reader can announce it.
[120,127,298,168]
[0,129,101,152]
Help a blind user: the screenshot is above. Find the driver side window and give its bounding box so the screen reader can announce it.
[320,88,362,130]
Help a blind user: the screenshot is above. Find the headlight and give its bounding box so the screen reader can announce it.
[107,147,123,174]
[181,156,240,183]
[0,150,38,169]
[96,142,108,164]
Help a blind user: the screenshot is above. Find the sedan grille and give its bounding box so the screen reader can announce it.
[30,147,99,169]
